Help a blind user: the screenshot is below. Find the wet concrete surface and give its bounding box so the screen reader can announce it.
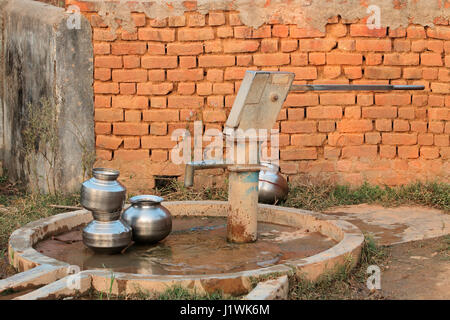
[34,217,336,275]
[323,204,450,245]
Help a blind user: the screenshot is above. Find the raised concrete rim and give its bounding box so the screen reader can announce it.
[7,201,364,296]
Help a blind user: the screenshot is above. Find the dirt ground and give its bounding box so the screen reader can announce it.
[381,236,450,300]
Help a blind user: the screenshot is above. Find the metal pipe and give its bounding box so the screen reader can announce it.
[290,84,425,92]
[184,160,229,187]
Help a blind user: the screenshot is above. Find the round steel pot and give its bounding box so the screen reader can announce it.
[122,195,172,244]
[258,162,289,204]
[81,168,126,221]
[82,220,132,254]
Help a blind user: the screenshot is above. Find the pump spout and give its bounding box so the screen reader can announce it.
[184,160,229,187]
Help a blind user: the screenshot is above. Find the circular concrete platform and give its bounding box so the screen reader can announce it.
[8,201,364,296]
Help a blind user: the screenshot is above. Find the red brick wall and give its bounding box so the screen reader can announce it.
[74,2,449,191]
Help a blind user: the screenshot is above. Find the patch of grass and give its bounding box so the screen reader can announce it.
[154,179,228,202]
[83,285,231,300]
[289,234,389,300]
[284,181,449,213]
[0,175,80,250]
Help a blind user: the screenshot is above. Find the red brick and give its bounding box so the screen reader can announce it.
[93,29,117,41]
[327,23,347,37]
[323,66,341,79]
[287,108,305,120]
[121,30,137,41]
[123,55,140,69]
[114,149,149,161]
[272,25,289,37]
[398,146,419,159]
[320,94,355,105]
[94,43,110,55]
[356,39,391,52]
[375,93,411,106]
[168,96,204,108]
[299,39,336,52]
[389,27,407,38]
[261,39,278,53]
[95,56,122,68]
[280,148,317,160]
[403,68,422,79]
[111,42,147,55]
[420,146,440,159]
[95,108,123,122]
[337,120,373,133]
[421,53,443,66]
[398,107,415,119]
[393,39,411,52]
[318,120,336,132]
[96,135,123,150]
[410,121,428,133]
[198,55,235,67]
[418,133,434,145]
[150,122,168,135]
[229,13,242,26]
[280,67,317,80]
[365,132,381,144]
[365,53,382,66]
[234,26,271,39]
[94,68,111,81]
[143,109,179,122]
[151,149,168,162]
[344,67,362,79]
[206,96,224,108]
[407,26,426,39]
[168,16,186,27]
[123,137,140,149]
[423,68,439,80]
[281,121,316,133]
[428,108,450,120]
[291,134,326,146]
[307,106,342,119]
[141,56,178,69]
[213,82,234,94]
[281,40,298,52]
[362,106,397,119]
[393,119,410,132]
[345,106,361,119]
[136,82,173,95]
[95,123,111,135]
[375,119,392,131]
[253,53,289,66]
[217,26,233,38]
[138,28,175,41]
[435,134,450,146]
[341,145,377,159]
[380,145,396,158]
[178,28,215,41]
[350,24,387,37]
[291,53,308,66]
[96,149,112,160]
[289,26,325,38]
[328,133,364,146]
[112,95,148,109]
[308,52,326,65]
[427,26,450,40]
[196,82,212,95]
[207,69,224,82]
[429,121,445,133]
[365,66,401,79]
[177,82,195,95]
[187,13,205,27]
[124,110,141,122]
[384,53,420,66]
[180,56,197,69]
[382,133,417,145]
[327,52,362,65]
[94,82,119,94]
[167,69,203,81]
[112,69,147,82]
[285,94,319,107]
[95,95,111,108]
[166,42,204,55]
[202,110,227,122]
[113,123,149,135]
[223,40,259,53]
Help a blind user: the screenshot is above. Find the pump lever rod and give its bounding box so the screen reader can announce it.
[290,84,425,92]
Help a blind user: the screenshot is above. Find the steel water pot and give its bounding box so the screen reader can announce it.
[122,195,172,244]
[82,220,132,254]
[258,162,289,204]
[81,168,126,221]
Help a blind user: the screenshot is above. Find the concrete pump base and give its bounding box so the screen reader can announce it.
[4,201,364,298]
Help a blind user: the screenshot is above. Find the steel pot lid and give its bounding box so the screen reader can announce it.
[129,195,164,205]
[92,168,120,181]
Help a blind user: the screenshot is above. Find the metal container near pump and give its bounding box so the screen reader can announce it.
[81,168,132,254]
[122,195,172,244]
[258,162,289,204]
